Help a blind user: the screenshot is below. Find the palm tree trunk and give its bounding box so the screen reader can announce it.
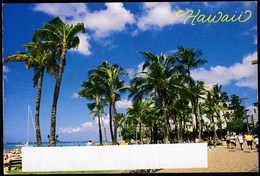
[153,123,158,144]
[101,117,108,142]
[198,114,202,140]
[162,100,169,144]
[211,115,217,139]
[49,50,66,146]
[109,102,114,143]
[178,117,183,143]
[98,113,103,145]
[139,122,142,144]
[112,102,118,144]
[35,68,44,147]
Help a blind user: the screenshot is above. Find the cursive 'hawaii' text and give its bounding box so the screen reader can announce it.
[176,9,252,25]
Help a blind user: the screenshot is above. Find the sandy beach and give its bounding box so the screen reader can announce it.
[156,144,259,173]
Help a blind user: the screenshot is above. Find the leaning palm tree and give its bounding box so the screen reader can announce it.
[33,17,85,146]
[4,41,58,147]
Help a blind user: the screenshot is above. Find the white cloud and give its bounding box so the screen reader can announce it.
[72,92,80,99]
[81,122,93,129]
[126,68,136,80]
[242,26,257,45]
[58,121,93,134]
[33,3,87,18]
[32,3,135,55]
[70,33,91,56]
[137,62,144,73]
[3,65,10,73]
[137,2,185,31]
[58,127,83,134]
[116,99,132,109]
[84,3,135,38]
[103,116,110,126]
[58,116,111,135]
[191,52,258,90]
[3,65,10,80]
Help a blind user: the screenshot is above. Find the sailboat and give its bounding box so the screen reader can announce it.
[16,105,35,148]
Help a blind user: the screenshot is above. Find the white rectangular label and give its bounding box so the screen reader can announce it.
[22,143,208,172]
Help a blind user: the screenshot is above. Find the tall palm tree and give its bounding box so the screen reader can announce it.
[33,17,85,146]
[4,42,58,147]
[202,84,228,139]
[88,61,128,144]
[211,84,229,138]
[88,102,107,145]
[175,46,207,134]
[130,52,186,143]
[78,76,107,145]
[189,81,206,139]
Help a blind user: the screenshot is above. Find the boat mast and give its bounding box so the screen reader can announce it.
[26,105,30,145]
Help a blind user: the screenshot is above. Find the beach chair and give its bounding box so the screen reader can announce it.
[8,159,22,171]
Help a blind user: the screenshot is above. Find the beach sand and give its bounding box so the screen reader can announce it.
[3,144,258,174]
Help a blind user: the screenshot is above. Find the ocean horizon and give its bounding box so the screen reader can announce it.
[3,140,112,151]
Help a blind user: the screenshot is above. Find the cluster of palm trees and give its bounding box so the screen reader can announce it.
[79,47,241,145]
[5,17,85,147]
[78,61,128,145]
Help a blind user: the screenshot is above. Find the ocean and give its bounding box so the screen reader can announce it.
[3,141,106,152]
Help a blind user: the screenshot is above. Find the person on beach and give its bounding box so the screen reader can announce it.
[226,134,231,149]
[237,134,244,150]
[208,136,213,149]
[213,137,217,148]
[245,131,254,151]
[254,135,258,152]
[230,134,236,149]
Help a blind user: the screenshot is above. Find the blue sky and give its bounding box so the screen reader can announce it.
[2,2,258,143]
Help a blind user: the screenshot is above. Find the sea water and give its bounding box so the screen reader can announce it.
[3,141,103,152]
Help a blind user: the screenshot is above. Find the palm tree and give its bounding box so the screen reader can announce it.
[211,84,229,138]
[4,42,58,147]
[33,17,85,146]
[174,46,207,134]
[130,52,186,143]
[127,101,147,144]
[88,61,128,144]
[202,90,217,138]
[175,46,207,77]
[88,102,107,145]
[189,81,206,139]
[78,76,107,145]
[117,113,126,142]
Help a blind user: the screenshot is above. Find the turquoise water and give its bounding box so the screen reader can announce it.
[3,141,103,151]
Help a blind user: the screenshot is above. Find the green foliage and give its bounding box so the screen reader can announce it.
[226,118,246,133]
[229,94,244,120]
[121,126,136,140]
